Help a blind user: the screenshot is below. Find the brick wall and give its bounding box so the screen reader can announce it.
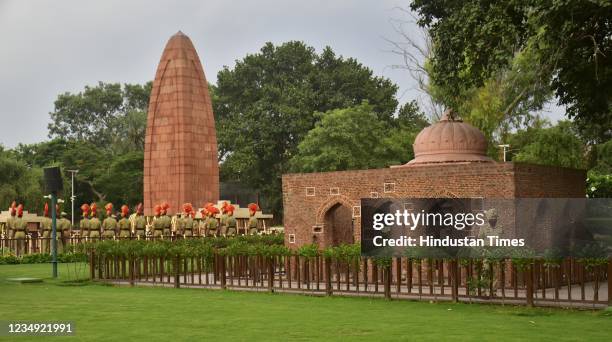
[513,163,586,198]
[282,162,585,248]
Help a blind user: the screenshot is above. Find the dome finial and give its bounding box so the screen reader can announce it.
[440,108,462,122]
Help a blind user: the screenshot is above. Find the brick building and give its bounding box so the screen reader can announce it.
[282,110,585,248]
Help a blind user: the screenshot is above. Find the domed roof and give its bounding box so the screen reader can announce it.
[397,109,493,166]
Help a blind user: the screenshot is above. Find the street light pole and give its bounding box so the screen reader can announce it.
[44,194,64,279]
[67,170,79,227]
[51,193,58,278]
[498,144,510,162]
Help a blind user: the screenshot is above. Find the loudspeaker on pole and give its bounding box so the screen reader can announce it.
[43,167,63,193]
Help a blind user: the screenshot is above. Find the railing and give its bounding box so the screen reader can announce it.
[88,251,612,308]
[2,236,609,308]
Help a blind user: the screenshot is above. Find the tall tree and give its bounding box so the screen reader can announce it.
[0,149,45,214]
[410,0,611,142]
[11,139,144,209]
[48,82,152,152]
[511,121,586,169]
[590,139,612,175]
[290,102,423,173]
[214,42,399,215]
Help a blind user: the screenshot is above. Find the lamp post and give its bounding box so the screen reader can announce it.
[44,194,58,278]
[67,170,79,227]
[498,144,510,162]
[43,166,63,279]
[43,195,65,278]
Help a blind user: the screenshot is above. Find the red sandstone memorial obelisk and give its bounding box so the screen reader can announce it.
[143,31,219,215]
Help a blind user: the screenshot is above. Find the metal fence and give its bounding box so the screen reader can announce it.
[2,236,609,308]
[88,252,611,308]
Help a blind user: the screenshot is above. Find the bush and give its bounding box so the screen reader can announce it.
[0,254,20,265]
[21,253,52,264]
[323,244,360,262]
[587,172,612,198]
[297,244,320,259]
[85,235,288,260]
[0,252,86,264]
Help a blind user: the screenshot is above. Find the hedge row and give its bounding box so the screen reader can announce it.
[0,252,87,265]
[81,235,288,259]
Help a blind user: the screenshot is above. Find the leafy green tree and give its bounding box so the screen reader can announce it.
[0,150,45,214]
[11,139,142,208]
[386,101,429,163]
[461,44,554,145]
[410,0,611,142]
[214,42,399,215]
[395,100,429,131]
[48,82,152,152]
[589,139,612,175]
[290,102,424,173]
[95,152,144,206]
[290,103,390,172]
[512,121,586,169]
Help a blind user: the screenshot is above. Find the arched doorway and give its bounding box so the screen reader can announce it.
[324,203,354,246]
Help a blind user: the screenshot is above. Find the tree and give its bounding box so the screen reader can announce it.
[459,43,554,145]
[590,139,612,175]
[410,0,611,142]
[0,150,45,214]
[396,100,429,131]
[11,139,144,209]
[290,102,425,173]
[290,103,389,172]
[213,42,400,215]
[385,8,445,119]
[512,121,586,169]
[95,152,144,206]
[48,82,152,152]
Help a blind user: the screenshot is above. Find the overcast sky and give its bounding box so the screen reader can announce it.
[0,0,564,148]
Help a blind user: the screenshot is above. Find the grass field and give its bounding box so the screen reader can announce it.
[1,263,611,341]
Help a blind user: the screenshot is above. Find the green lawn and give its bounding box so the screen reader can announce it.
[0,263,610,341]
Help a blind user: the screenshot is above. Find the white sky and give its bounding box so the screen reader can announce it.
[0,0,565,148]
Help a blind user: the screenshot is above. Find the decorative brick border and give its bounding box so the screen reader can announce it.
[315,195,354,224]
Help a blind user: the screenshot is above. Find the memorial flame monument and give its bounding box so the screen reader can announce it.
[144,32,219,215]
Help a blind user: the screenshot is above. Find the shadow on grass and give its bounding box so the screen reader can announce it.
[510,311,554,317]
[57,278,92,286]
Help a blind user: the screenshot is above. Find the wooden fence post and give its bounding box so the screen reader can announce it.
[268,256,274,292]
[89,251,95,280]
[220,255,227,289]
[451,259,459,302]
[384,265,391,299]
[174,256,180,288]
[526,263,534,307]
[325,257,332,296]
[129,256,135,287]
[396,257,401,294]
